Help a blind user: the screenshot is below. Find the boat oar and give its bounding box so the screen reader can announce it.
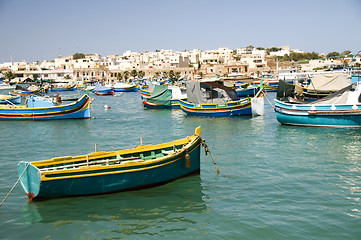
[200,139,220,175]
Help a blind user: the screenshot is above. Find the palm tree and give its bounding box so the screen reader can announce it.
[3,70,16,82]
[198,72,204,79]
[116,72,122,82]
[123,71,129,82]
[138,71,145,79]
[175,72,181,79]
[130,69,138,80]
[163,71,168,78]
[154,72,160,80]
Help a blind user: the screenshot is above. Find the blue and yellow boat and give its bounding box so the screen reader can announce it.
[179,80,263,117]
[17,127,202,199]
[0,94,91,120]
[50,84,77,91]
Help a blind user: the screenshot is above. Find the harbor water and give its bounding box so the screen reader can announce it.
[0,91,360,239]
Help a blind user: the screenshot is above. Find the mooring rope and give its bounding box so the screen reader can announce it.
[0,163,29,207]
[196,135,220,175]
[263,91,275,108]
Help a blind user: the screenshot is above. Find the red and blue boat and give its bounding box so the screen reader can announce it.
[93,85,114,95]
[17,127,202,199]
[112,82,139,92]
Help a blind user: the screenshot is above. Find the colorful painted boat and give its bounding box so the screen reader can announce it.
[51,84,77,91]
[93,85,114,95]
[0,94,21,104]
[235,85,260,97]
[17,126,202,199]
[112,82,139,92]
[179,80,263,117]
[274,82,361,127]
[143,85,187,109]
[9,84,43,96]
[0,94,91,120]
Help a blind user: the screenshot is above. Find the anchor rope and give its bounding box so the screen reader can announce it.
[196,135,220,175]
[0,163,30,207]
[263,90,275,108]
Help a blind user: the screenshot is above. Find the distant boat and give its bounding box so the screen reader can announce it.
[50,84,77,91]
[9,84,42,96]
[274,82,361,127]
[0,94,21,104]
[0,94,91,120]
[0,83,15,90]
[17,126,202,199]
[112,82,139,92]
[303,73,351,99]
[235,84,260,97]
[143,85,187,109]
[179,80,264,117]
[93,85,114,95]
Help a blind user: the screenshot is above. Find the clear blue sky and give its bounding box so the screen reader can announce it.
[0,0,360,62]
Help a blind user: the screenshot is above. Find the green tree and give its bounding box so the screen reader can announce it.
[138,71,145,78]
[73,53,86,60]
[154,72,160,79]
[64,74,71,79]
[130,69,138,80]
[3,70,16,82]
[163,71,168,78]
[175,72,181,79]
[327,52,340,58]
[116,73,122,81]
[341,50,352,56]
[123,71,129,82]
[198,72,204,79]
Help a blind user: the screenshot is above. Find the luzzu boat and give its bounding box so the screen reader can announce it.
[51,84,77,91]
[179,80,263,117]
[274,82,361,127]
[0,94,91,120]
[112,82,139,92]
[143,85,187,109]
[0,94,21,104]
[93,85,114,95]
[17,127,202,199]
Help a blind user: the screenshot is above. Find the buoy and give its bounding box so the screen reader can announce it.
[104,105,111,109]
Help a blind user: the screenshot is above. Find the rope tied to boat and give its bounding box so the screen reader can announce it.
[0,163,30,207]
[196,135,220,175]
[263,90,275,108]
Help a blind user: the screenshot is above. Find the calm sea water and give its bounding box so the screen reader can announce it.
[0,91,360,240]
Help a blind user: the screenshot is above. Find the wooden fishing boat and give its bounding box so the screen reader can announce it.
[0,94,91,120]
[274,82,361,127]
[143,85,187,109]
[0,94,21,104]
[9,84,43,96]
[179,80,263,117]
[93,85,114,95]
[17,127,202,199]
[112,82,139,92]
[51,84,77,91]
[302,73,351,100]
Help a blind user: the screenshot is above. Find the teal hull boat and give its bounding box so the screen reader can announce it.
[17,127,202,199]
[275,83,361,127]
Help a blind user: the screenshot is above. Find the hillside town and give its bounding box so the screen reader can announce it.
[0,46,360,84]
